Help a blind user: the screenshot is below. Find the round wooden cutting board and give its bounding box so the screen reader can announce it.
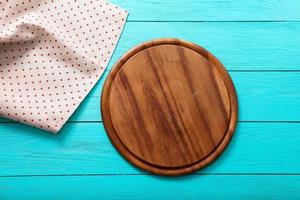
[101,38,238,176]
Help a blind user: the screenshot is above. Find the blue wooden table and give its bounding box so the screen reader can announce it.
[1,1,300,199]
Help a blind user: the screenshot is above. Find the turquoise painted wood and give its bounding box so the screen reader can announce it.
[1,0,300,199]
[111,22,300,71]
[1,175,300,200]
[110,0,300,21]
[1,122,300,176]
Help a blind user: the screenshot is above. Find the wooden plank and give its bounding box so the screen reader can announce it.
[1,122,300,176]
[109,22,300,71]
[1,175,300,200]
[54,71,300,122]
[1,71,300,123]
[110,0,300,21]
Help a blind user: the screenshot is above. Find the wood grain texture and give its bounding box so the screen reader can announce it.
[2,123,300,176]
[111,0,300,21]
[1,175,300,200]
[102,39,237,175]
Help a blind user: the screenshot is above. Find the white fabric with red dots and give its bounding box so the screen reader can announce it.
[0,0,128,133]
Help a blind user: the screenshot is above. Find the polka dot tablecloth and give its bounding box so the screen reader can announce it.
[0,0,128,133]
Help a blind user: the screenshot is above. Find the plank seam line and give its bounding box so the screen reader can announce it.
[127,20,300,23]
[1,173,300,178]
[228,70,300,72]
[105,69,300,73]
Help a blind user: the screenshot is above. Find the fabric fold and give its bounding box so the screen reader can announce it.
[0,0,128,133]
